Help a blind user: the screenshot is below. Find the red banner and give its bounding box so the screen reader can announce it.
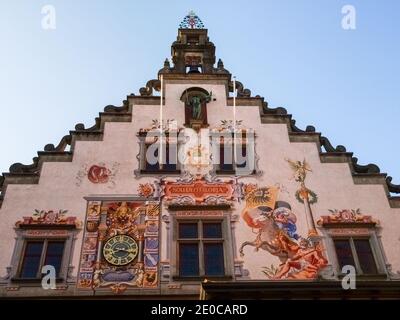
[164,179,234,203]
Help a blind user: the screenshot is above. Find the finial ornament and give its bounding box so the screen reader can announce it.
[164,58,170,68]
[179,11,205,29]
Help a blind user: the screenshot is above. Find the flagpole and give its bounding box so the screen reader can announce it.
[159,75,163,169]
[233,76,236,168]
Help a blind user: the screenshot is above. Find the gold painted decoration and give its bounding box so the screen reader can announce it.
[77,200,160,293]
[138,183,155,198]
[103,235,139,266]
[286,158,318,237]
[242,187,278,229]
[186,144,211,169]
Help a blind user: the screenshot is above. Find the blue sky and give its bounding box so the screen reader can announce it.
[0,1,399,185]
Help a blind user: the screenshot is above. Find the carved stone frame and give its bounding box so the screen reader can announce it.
[209,131,261,177]
[167,208,235,282]
[4,227,79,287]
[134,132,184,178]
[319,225,388,279]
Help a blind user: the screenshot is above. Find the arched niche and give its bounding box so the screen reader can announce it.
[180,87,212,131]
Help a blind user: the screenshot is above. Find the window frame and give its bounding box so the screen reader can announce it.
[333,236,379,276]
[17,238,66,280]
[211,132,257,176]
[8,228,78,285]
[321,226,388,279]
[171,214,233,281]
[177,220,225,278]
[136,132,182,176]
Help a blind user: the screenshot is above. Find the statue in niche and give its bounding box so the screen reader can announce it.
[183,89,212,131]
[190,96,203,120]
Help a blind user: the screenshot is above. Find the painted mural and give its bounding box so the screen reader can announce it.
[138,183,156,198]
[75,162,120,188]
[15,209,81,228]
[239,159,328,280]
[138,119,182,134]
[77,200,160,293]
[317,209,378,225]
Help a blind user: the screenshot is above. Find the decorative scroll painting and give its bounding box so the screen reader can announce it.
[15,209,80,228]
[77,200,160,293]
[138,119,182,135]
[183,144,212,174]
[239,159,328,280]
[161,175,237,205]
[136,174,238,205]
[317,209,378,225]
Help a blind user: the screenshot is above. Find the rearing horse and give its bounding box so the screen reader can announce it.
[239,212,298,261]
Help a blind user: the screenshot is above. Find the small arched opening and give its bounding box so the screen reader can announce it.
[180,87,212,131]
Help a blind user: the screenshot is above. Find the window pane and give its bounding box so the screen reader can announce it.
[220,140,233,171]
[236,138,247,168]
[179,223,198,238]
[354,239,378,274]
[179,243,199,276]
[45,241,65,276]
[164,144,177,171]
[203,223,222,238]
[334,239,355,270]
[204,243,224,276]
[145,145,159,171]
[20,242,44,278]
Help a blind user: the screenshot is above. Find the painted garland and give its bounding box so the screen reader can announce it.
[295,188,318,205]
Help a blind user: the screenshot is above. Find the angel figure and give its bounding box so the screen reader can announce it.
[286,158,312,183]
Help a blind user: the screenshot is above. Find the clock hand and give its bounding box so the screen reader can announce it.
[114,248,135,253]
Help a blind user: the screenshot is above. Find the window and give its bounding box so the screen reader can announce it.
[218,136,234,173]
[144,143,159,171]
[236,131,248,169]
[178,221,225,277]
[186,65,202,73]
[19,240,65,279]
[333,238,378,275]
[214,132,255,175]
[140,134,180,174]
[163,142,178,171]
[9,214,78,286]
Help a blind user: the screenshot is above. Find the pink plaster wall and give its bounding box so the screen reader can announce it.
[0,81,399,285]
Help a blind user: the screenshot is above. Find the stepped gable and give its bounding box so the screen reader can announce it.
[0,14,399,208]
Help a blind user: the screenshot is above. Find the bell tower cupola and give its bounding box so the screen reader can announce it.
[169,11,217,74]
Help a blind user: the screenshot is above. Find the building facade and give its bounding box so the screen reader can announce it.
[1,13,400,299]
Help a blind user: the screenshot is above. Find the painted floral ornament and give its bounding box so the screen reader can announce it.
[138,183,155,198]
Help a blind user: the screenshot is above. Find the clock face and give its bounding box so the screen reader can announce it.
[103,235,138,266]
